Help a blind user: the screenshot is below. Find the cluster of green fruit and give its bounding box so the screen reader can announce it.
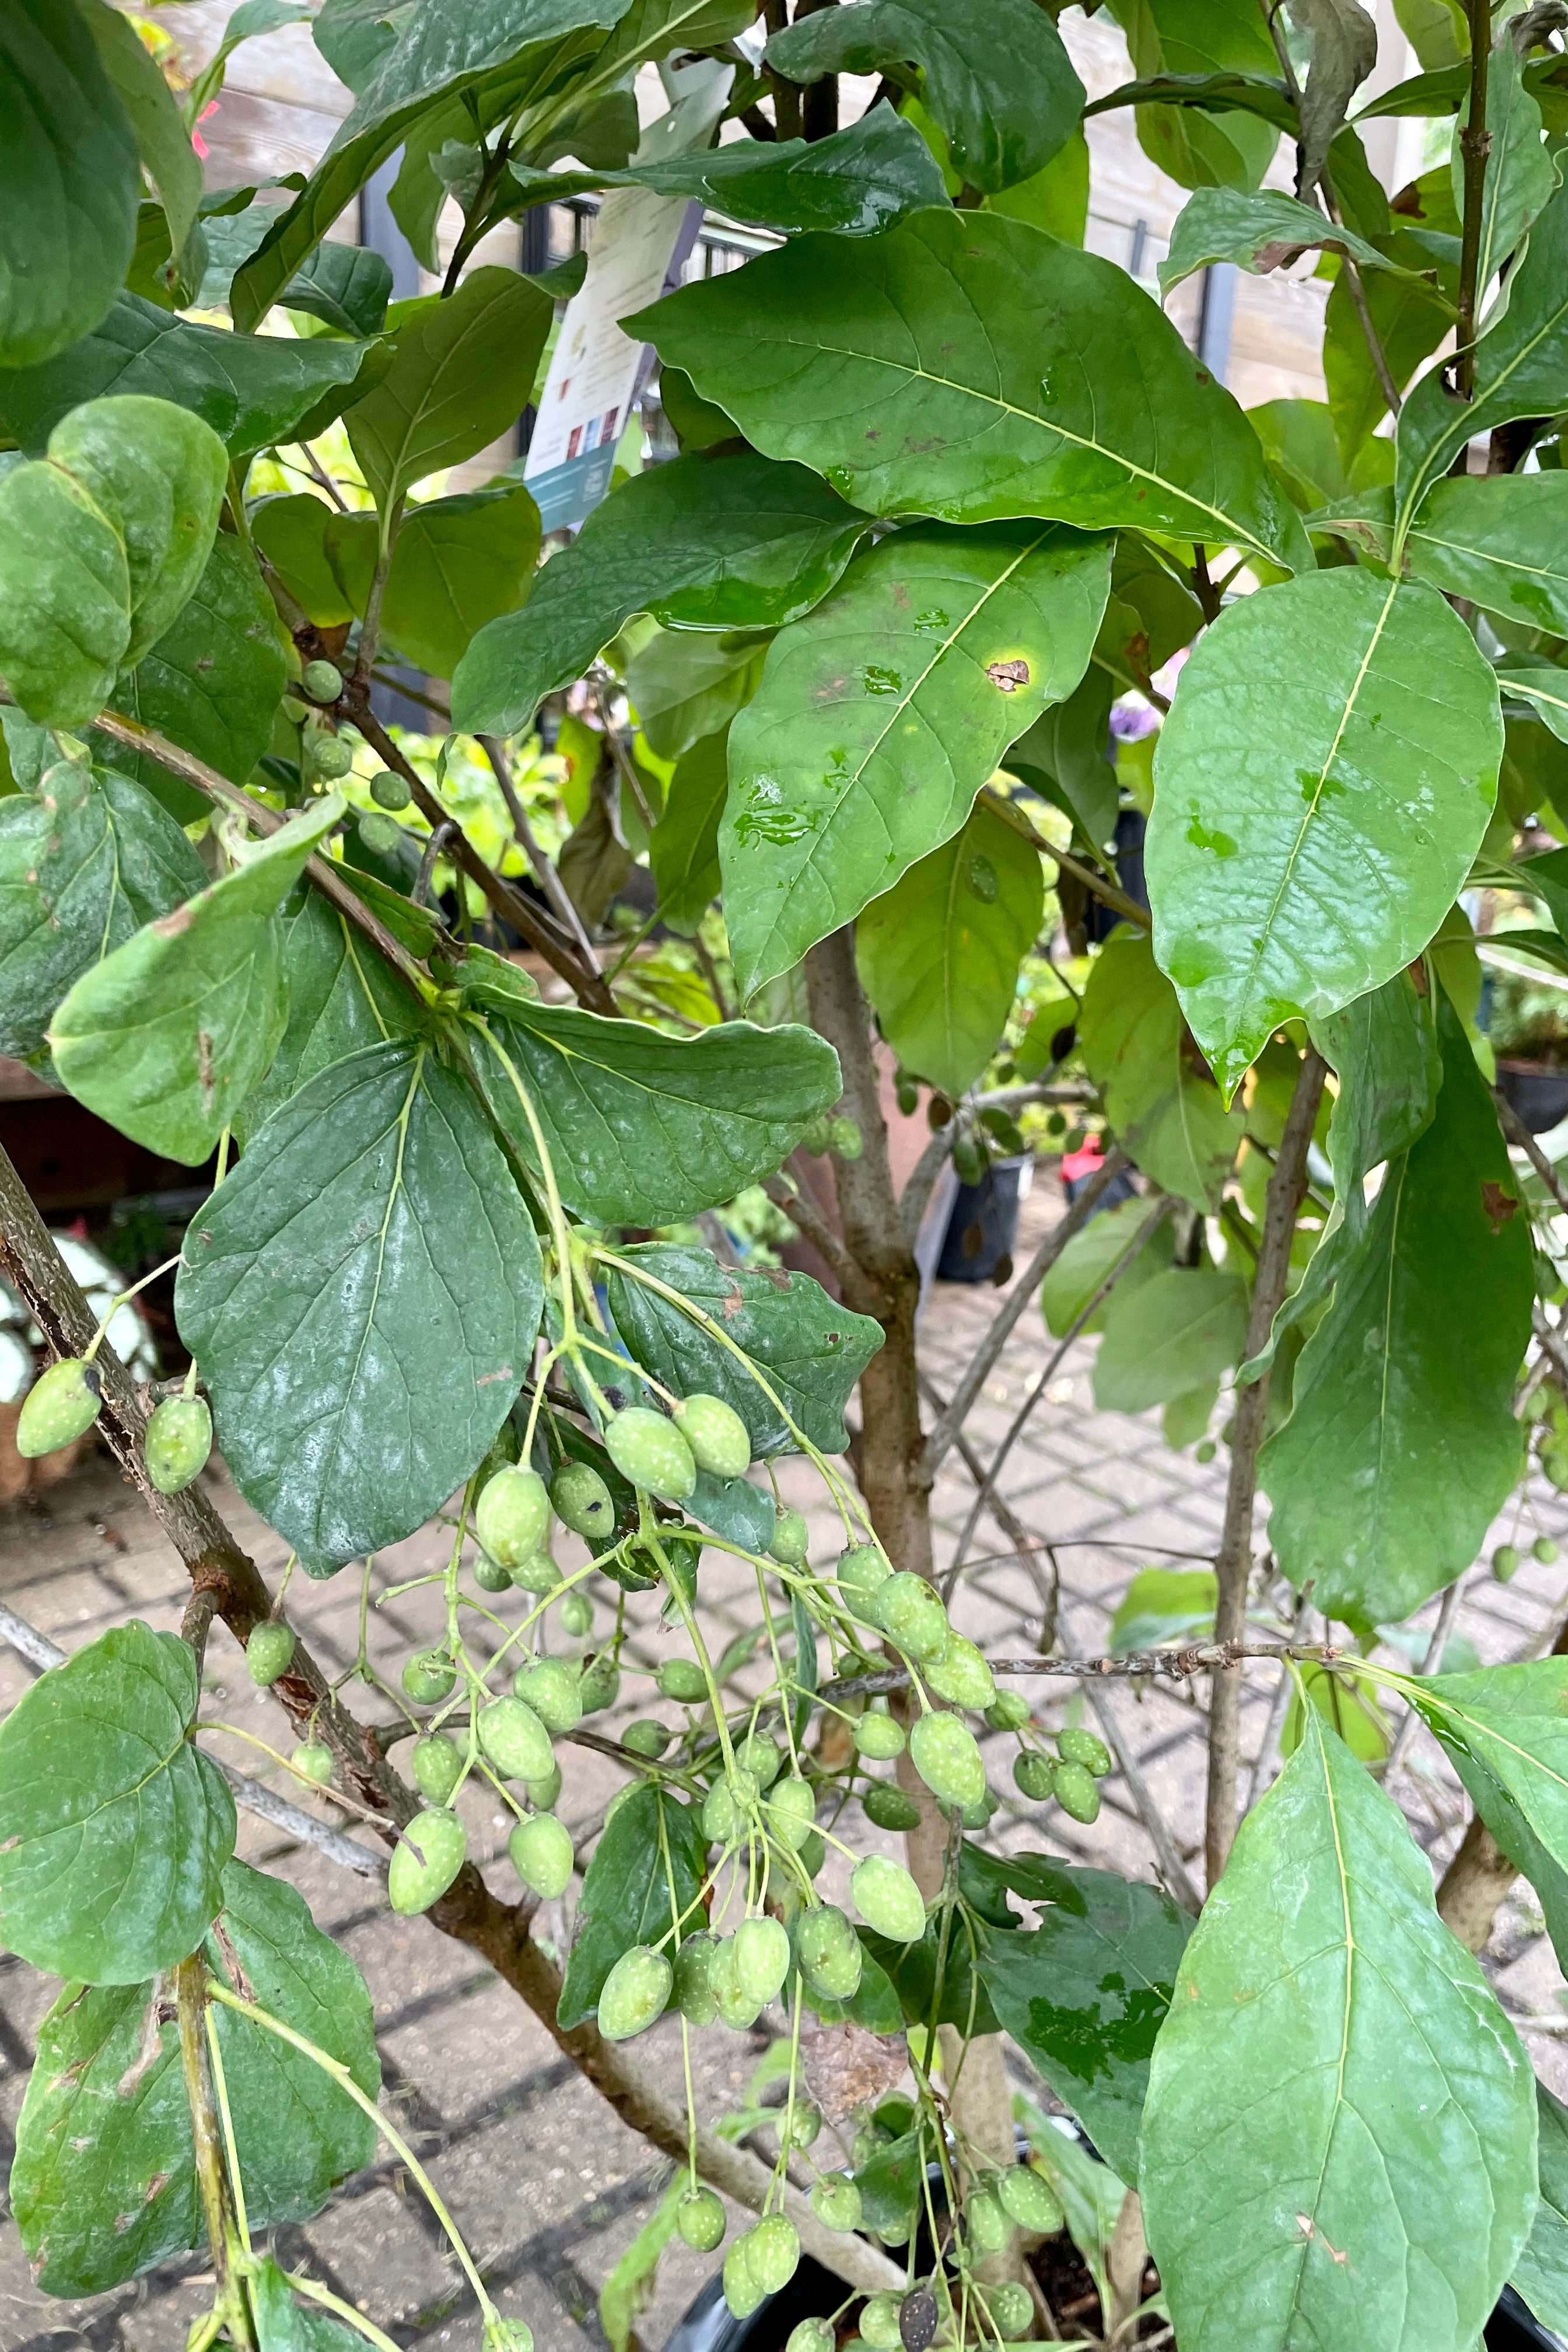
[1492,1534,1560,1581]
[19,1354,212,1494]
[1011,1725,1112,1824]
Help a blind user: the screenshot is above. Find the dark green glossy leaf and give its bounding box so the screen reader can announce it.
[687,1465,776,1551]
[1261,990,1532,1626]
[604,1242,883,1456]
[852,2126,926,2233]
[1140,1709,1537,2352]
[1092,1268,1248,1415]
[347,265,552,506]
[468,993,840,1226]
[50,799,342,1165]
[622,625,765,762]
[1514,2082,1568,2339]
[1158,185,1406,297]
[48,397,229,670]
[12,1859,378,2295]
[1450,35,1553,330]
[0,761,206,1059]
[251,2256,369,2351]
[0,1620,234,1985]
[83,1,204,260]
[1079,930,1242,1210]
[558,1784,706,2032]
[857,798,1044,1100]
[177,1038,544,1573]
[253,492,356,628]
[860,1917,1000,2038]
[766,0,1084,192]
[0,294,376,459]
[1107,0,1282,192]
[979,1861,1192,2185]
[629,211,1311,572]
[286,238,394,337]
[1003,664,1119,850]
[1147,568,1502,1098]
[1400,473,1568,635]
[330,483,543,680]
[237,883,425,1140]
[649,729,727,935]
[0,0,138,367]
[723,522,1110,996]
[452,453,866,736]
[0,452,130,727]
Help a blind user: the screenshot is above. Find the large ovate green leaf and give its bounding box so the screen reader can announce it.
[452,453,867,736]
[0,293,377,459]
[1514,2082,1568,2340]
[329,483,543,680]
[558,1784,706,2031]
[468,990,841,1226]
[627,210,1311,572]
[1401,473,1568,636]
[0,760,206,1060]
[722,521,1110,996]
[237,883,425,1139]
[1140,1708,1538,2352]
[1260,989,1532,1627]
[0,0,138,367]
[1093,1267,1248,1415]
[176,1040,544,1573]
[1107,0,1282,192]
[347,265,553,507]
[82,0,204,261]
[12,1859,379,2296]
[1079,930,1242,1210]
[0,452,130,726]
[1158,185,1407,297]
[857,798,1043,1100]
[765,0,1084,192]
[49,797,342,1165]
[604,1242,883,1456]
[621,624,765,762]
[1147,567,1502,1098]
[0,1621,235,1985]
[47,396,228,667]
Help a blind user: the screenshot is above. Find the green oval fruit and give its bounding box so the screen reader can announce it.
[960,1790,998,1830]
[828,1115,862,1160]
[1494,1543,1521,1582]
[909,1711,986,1810]
[742,2214,799,2294]
[510,1552,561,1595]
[1195,1437,1217,1464]
[769,1507,810,1565]
[1536,1535,1560,1565]
[851,1856,926,1944]
[473,1552,513,1593]
[513,1658,582,1735]
[478,1695,554,1782]
[411,1734,463,1804]
[703,1770,760,1843]
[965,2186,1011,2256]
[859,2292,903,2349]
[247,1622,295,1686]
[1014,1752,1055,1801]
[736,1734,782,1791]
[476,1465,552,1567]
[794,1903,863,2001]
[873,1572,949,1661]
[17,1357,102,1457]
[552,1460,617,1540]
[996,2164,1064,2235]
[144,1394,212,1493]
[558,1590,594,1637]
[723,2239,764,2321]
[292,1741,333,1785]
[836,1544,888,1619]
[734,1915,791,2005]
[578,1657,620,1714]
[1054,1760,1101,1823]
[604,1406,697,1502]
[313,736,354,781]
[985,2281,1035,2340]
[766,1774,815,1850]
[390,1808,467,1915]
[787,2322,835,2352]
[529,1760,564,1810]
[674,1392,752,1480]
[924,1631,995,1710]
[509,1811,573,1899]
[863,1784,922,1833]
[301,657,343,703]
[658,1659,709,1704]
[370,768,411,810]
[709,1935,764,2030]
[673,1932,719,2025]
[598,1944,673,2041]
[624,1718,673,1759]
[676,2186,726,2252]
[853,1710,906,1761]
[784,2102,821,2150]
[402,1648,457,1704]
[985,1691,1030,1733]
[1058,1727,1112,1778]
[811,2174,862,2233]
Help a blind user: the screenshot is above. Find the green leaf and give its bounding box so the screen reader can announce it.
[649,727,727,935]
[860,1916,1000,2036]
[1412,1657,1568,1907]
[1450,33,1553,323]
[452,453,867,736]
[1079,930,1242,1209]
[853,2127,926,2234]
[979,1860,1192,2185]
[0,760,206,1059]
[1399,472,1568,636]
[12,1859,378,2297]
[1514,2082,1568,2340]
[0,1620,234,1985]
[1109,0,1283,192]
[623,624,766,762]
[331,484,543,679]
[1139,1708,1538,2352]
[48,396,229,667]
[468,993,841,1225]
[236,882,425,1139]
[1324,230,1452,463]
[857,799,1043,1099]
[604,1242,883,1455]
[0,0,138,367]
[253,492,356,628]
[0,449,130,727]
[0,293,378,460]
[723,521,1110,997]
[1092,1268,1248,1415]
[80,0,204,258]
[187,1,318,118]
[49,797,342,1164]
[766,0,1084,192]
[1502,666,1568,748]
[94,531,292,826]
[1146,568,1502,1098]
[1040,1194,1176,1339]
[231,0,635,328]
[286,238,394,338]
[1108,1567,1217,1653]
[1002,665,1119,850]
[802,1939,905,2035]
[1395,181,1568,550]
[1248,396,1394,512]
[558,1783,706,2031]
[251,2256,369,2351]
[1261,988,1532,1628]
[599,2178,684,2352]
[177,1039,543,1572]
[627,211,1312,572]
[347,265,552,508]
[1158,184,1410,297]
[1293,0,1378,198]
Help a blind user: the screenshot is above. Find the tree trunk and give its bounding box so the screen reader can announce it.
[1436,1815,1518,1953]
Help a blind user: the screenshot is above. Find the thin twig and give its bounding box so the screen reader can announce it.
[1496,1085,1568,1213]
[1455,0,1494,398]
[764,1167,863,1294]
[1382,1576,1467,1777]
[820,1638,1347,1700]
[413,820,456,907]
[478,732,603,969]
[1048,846,1151,930]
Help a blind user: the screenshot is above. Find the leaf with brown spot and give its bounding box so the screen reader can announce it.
[802,2020,909,2124]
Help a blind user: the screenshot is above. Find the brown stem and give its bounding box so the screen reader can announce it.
[764,1166,864,1296]
[478,732,603,970]
[178,1955,255,2350]
[1048,845,1151,930]
[1205,1048,1327,1888]
[1436,1814,1518,1950]
[822,1637,1346,1700]
[1455,0,1494,398]
[1496,1084,1568,1212]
